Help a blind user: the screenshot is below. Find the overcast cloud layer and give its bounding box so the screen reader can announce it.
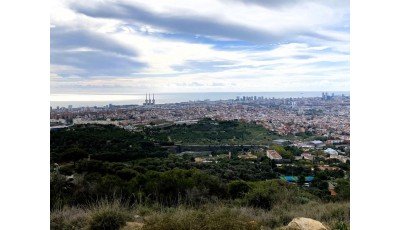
[51,0,349,94]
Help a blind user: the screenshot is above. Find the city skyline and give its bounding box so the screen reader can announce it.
[51,0,349,95]
[50,91,349,107]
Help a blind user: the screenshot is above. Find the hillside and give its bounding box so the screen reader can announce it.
[50,122,349,229]
[146,118,288,145]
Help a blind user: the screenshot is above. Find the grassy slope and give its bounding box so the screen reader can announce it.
[150,119,289,145]
[51,200,349,230]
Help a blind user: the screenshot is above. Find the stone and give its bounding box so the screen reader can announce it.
[283,217,328,230]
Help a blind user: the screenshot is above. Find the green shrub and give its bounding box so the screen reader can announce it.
[89,210,127,230]
[58,164,75,175]
[51,199,132,230]
[243,180,314,210]
[87,200,129,230]
[333,221,349,230]
[244,188,274,210]
[228,180,251,199]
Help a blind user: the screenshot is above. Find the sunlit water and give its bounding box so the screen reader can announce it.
[50,91,349,107]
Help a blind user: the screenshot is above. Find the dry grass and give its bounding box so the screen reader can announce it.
[51,201,349,230]
[262,201,350,229]
[51,199,132,230]
[141,201,349,230]
[142,205,262,230]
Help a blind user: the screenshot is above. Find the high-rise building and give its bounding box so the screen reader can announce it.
[152,94,155,105]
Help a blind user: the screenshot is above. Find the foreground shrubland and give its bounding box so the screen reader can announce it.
[51,200,349,230]
[51,124,350,229]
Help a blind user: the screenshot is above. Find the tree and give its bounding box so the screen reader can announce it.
[60,147,88,165]
[335,179,350,201]
[273,145,294,160]
[298,175,306,185]
[50,173,74,210]
[228,180,251,199]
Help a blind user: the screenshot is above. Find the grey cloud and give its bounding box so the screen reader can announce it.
[51,26,137,56]
[51,50,146,77]
[228,0,301,8]
[70,2,318,44]
[70,1,347,44]
[172,60,237,73]
[51,26,145,77]
[51,83,132,94]
[291,55,313,60]
[229,0,349,9]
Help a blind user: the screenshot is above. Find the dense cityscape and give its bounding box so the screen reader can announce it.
[51,93,349,137]
[51,92,350,161]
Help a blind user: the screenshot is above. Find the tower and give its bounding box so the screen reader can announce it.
[152,94,155,105]
[144,93,148,105]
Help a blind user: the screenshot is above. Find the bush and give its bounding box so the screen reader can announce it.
[116,168,138,180]
[87,200,130,230]
[60,147,88,164]
[58,164,75,175]
[244,188,274,210]
[227,180,251,199]
[335,179,350,201]
[243,180,313,210]
[50,200,131,230]
[51,207,89,230]
[333,221,349,230]
[50,173,74,210]
[89,210,127,230]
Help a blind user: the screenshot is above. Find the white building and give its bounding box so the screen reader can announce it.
[301,153,314,161]
[324,148,339,155]
[309,140,325,148]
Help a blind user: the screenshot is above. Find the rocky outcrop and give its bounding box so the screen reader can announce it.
[280,217,328,230]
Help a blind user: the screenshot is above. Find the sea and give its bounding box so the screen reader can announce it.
[50,91,350,108]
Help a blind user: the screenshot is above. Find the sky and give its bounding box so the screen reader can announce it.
[50,0,349,95]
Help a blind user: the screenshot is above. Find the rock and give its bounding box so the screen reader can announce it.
[282,217,328,230]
